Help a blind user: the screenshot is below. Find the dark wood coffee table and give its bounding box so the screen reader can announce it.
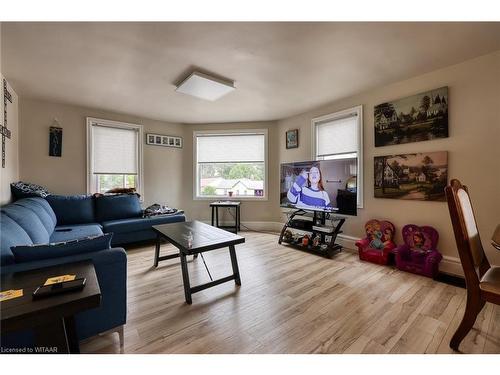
[152,220,245,304]
[0,260,101,353]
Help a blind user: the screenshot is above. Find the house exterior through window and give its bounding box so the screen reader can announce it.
[194,130,268,200]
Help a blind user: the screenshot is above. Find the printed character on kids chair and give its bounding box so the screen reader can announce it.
[355,219,397,265]
[394,224,442,279]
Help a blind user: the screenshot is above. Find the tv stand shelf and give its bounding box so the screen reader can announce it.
[278,209,346,259]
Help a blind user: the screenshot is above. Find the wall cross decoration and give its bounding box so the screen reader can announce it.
[2,79,13,168]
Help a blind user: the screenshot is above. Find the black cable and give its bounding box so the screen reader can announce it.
[225,208,280,236]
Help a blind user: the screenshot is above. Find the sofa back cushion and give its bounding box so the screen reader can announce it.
[1,205,50,244]
[12,198,57,234]
[46,195,95,225]
[95,194,142,222]
[1,213,34,266]
[11,233,113,263]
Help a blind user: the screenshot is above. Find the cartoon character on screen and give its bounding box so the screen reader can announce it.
[287,163,331,209]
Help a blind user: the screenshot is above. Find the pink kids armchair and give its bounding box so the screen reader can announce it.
[394,224,442,278]
[356,220,397,265]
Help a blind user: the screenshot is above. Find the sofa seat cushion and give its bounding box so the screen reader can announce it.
[11,233,113,263]
[102,214,185,234]
[1,205,50,244]
[50,224,104,243]
[95,194,142,222]
[1,214,33,266]
[46,195,95,225]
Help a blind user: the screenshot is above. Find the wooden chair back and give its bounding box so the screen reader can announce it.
[445,179,491,289]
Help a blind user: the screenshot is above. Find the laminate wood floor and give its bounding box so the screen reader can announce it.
[80,232,500,354]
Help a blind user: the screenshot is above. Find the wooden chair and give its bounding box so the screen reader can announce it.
[445,179,500,351]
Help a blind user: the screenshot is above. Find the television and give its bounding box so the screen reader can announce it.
[280,158,358,216]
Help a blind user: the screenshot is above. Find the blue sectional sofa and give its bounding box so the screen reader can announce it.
[45,193,186,246]
[0,194,185,348]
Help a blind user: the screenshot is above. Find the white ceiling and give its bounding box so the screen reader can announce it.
[2,22,500,124]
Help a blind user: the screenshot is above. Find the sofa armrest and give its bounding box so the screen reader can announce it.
[355,238,369,251]
[425,250,443,265]
[394,244,410,259]
[383,241,397,255]
[1,248,127,341]
[1,247,125,275]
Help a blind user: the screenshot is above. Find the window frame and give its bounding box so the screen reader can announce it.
[311,105,363,208]
[86,117,144,199]
[193,129,269,201]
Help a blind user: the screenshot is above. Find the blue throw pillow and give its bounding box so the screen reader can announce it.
[95,194,143,222]
[11,233,113,263]
[46,195,95,225]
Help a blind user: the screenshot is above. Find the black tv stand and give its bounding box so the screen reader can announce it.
[278,209,346,258]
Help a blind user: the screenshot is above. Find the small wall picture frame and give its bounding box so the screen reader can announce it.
[49,126,63,157]
[146,133,183,148]
[286,129,299,149]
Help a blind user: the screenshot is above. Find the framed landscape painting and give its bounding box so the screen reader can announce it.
[374,87,448,147]
[374,151,448,201]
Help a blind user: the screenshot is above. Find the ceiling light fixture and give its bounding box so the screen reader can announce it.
[175,71,235,101]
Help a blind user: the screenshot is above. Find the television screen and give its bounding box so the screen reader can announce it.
[280,158,358,216]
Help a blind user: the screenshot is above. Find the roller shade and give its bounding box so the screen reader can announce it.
[316,114,358,157]
[197,133,265,163]
[92,124,138,174]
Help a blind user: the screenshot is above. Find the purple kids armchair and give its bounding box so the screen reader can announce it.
[395,224,442,278]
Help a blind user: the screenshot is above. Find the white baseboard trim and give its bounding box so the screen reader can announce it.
[439,256,464,277]
[201,220,464,277]
[199,220,283,232]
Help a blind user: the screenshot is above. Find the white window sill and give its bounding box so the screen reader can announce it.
[193,196,268,201]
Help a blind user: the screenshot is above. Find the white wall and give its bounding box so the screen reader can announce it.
[0,23,20,204]
[16,48,500,275]
[19,98,184,208]
[276,51,500,273]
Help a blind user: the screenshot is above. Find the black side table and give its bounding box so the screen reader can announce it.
[210,201,241,233]
[0,260,101,354]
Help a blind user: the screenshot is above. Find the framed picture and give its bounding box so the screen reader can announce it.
[146,133,183,148]
[374,86,448,147]
[49,127,63,157]
[286,129,299,149]
[374,151,448,201]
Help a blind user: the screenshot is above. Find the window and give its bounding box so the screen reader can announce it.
[87,118,143,196]
[194,130,268,199]
[312,105,363,207]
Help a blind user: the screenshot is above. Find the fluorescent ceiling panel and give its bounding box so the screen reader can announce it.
[175,71,235,101]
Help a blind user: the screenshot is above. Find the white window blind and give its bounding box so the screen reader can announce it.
[197,134,265,163]
[316,114,358,157]
[91,124,138,174]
